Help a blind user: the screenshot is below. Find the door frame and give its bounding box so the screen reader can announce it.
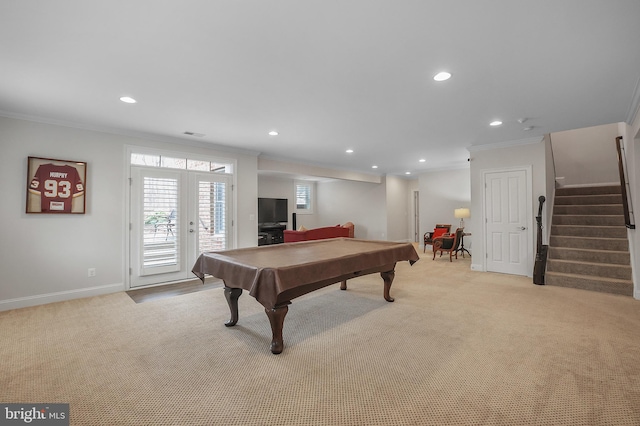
[124,145,237,290]
[481,165,534,277]
[412,190,420,243]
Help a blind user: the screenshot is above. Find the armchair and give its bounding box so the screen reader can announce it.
[423,224,452,253]
[432,228,464,262]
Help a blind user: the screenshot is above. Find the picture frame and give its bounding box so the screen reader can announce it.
[26,156,87,214]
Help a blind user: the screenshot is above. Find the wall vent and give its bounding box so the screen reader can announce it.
[183,131,205,137]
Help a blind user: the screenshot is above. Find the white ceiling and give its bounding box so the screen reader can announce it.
[1,1,640,177]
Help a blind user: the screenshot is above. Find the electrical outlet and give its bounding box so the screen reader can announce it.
[88,268,96,277]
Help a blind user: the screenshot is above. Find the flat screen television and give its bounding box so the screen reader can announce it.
[258,198,288,224]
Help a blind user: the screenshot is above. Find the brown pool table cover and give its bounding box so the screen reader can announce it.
[192,238,419,308]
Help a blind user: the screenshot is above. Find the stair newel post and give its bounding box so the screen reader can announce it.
[533,195,548,285]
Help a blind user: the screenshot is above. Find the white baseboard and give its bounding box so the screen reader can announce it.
[470,263,484,271]
[0,283,124,312]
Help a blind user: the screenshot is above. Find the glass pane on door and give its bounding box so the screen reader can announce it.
[197,179,227,252]
[141,175,180,275]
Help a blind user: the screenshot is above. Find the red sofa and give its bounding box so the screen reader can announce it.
[283,222,354,243]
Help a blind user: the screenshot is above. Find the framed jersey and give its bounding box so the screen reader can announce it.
[26,156,87,214]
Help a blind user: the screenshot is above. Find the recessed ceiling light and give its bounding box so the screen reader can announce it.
[523,126,534,131]
[433,71,452,82]
[120,96,136,104]
[268,131,278,136]
[405,172,411,175]
[490,120,503,126]
[372,165,378,169]
[419,159,426,163]
[346,149,354,154]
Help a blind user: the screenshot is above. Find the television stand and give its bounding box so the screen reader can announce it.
[258,223,286,246]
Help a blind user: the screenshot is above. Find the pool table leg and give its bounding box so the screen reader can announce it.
[381,269,396,302]
[265,302,290,354]
[223,286,243,327]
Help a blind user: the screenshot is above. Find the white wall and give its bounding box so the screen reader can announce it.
[386,175,412,242]
[551,123,620,187]
[257,174,415,241]
[0,115,258,311]
[468,138,548,273]
[620,111,640,299]
[316,178,387,240]
[418,167,471,250]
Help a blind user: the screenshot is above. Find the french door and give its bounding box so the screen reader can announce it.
[130,167,232,288]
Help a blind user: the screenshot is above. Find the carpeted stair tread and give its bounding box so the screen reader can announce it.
[553,204,625,215]
[550,224,627,238]
[545,271,633,296]
[555,185,621,196]
[547,258,631,280]
[549,235,629,251]
[551,215,625,226]
[545,270,632,283]
[555,194,623,205]
[548,247,630,265]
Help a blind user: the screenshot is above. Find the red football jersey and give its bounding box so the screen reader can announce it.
[29,164,85,212]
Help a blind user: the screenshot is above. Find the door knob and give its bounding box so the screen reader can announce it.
[519,227,526,230]
[189,229,194,233]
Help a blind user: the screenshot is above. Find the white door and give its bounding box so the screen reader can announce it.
[485,169,530,276]
[187,172,232,262]
[130,167,231,288]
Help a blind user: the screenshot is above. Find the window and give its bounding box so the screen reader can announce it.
[131,153,233,174]
[295,181,314,214]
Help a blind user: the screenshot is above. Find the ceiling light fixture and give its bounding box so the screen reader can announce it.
[346,149,354,153]
[490,120,503,126]
[523,126,534,131]
[120,96,136,104]
[419,159,426,163]
[433,71,452,82]
[268,131,278,136]
[372,165,378,169]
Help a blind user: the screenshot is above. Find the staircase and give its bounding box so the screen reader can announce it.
[546,185,633,296]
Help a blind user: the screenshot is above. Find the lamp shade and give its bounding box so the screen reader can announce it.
[454,208,470,219]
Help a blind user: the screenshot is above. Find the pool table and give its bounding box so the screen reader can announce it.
[192,238,419,354]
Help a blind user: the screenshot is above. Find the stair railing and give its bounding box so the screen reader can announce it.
[533,195,548,285]
[615,136,636,229]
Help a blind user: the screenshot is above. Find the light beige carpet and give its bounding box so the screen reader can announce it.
[2,251,640,425]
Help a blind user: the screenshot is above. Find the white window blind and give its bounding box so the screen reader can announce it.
[197,180,227,252]
[295,182,313,213]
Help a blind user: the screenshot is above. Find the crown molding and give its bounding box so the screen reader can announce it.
[466,136,544,152]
